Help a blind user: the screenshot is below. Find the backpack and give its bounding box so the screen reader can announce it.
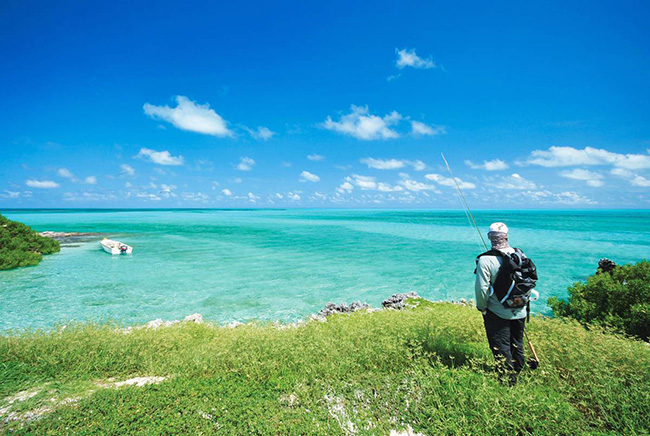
[475,248,538,309]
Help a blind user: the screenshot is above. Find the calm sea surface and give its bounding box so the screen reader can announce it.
[1,209,648,331]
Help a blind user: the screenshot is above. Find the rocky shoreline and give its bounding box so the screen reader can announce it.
[128,292,476,332]
[39,231,107,246]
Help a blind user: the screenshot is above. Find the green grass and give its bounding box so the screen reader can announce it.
[0,214,60,270]
[1,303,649,435]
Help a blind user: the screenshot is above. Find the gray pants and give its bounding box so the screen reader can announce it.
[483,309,525,383]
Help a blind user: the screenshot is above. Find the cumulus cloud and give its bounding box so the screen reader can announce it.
[560,169,604,187]
[322,105,402,140]
[84,176,97,185]
[411,121,446,137]
[517,190,596,205]
[26,180,59,189]
[247,192,260,202]
[522,146,650,170]
[120,164,135,176]
[1,190,21,198]
[611,168,650,187]
[359,157,426,171]
[425,173,476,189]
[487,173,537,190]
[300,171,320,182]
[236,157,255,171]
[338,174,403,193]
[360,158,405,170]
[398,179,438,192]
[395,48,435,69]
[58,168,74,179]
[465,159,509,171]
[336,181,354,194]
[221,188,233,196]
[307,154,325,161]
[244,126,275,140]
[143,95,233,137]
[136,148,184,165]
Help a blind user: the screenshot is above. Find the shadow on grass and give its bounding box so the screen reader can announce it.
[406,325,493,371]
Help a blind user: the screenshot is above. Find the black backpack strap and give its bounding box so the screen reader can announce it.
[474,249,505,274]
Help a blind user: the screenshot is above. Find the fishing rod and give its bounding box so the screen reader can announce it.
[441,153,488,251]
[440,153,540,369]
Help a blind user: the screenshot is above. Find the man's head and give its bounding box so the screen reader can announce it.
[488,222,509,249]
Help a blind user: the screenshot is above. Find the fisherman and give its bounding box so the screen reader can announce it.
[475,222,528,385]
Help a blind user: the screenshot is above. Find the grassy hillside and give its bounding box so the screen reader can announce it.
[1,301,649,435]
[0,214,60,270]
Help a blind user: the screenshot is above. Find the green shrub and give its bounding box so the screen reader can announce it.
[549,260,650,340]
[0,214,60,270]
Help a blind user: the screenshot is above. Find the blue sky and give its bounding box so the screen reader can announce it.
[1,0,649,208]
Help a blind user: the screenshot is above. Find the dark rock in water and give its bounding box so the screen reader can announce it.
[598,258,617,275]
[382,292,420,310]
[40,231,105,244]
[316,301,370,318]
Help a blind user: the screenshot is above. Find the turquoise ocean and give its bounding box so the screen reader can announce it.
[1,209,648,331]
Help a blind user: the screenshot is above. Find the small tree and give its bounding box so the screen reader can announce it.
[0,214,60,270]
[549,260,650,341]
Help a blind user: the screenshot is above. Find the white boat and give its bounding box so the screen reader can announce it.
[100,238,133,255]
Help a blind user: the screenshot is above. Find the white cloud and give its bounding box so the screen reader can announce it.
[248,192,260,202]
[465,159,509,171]
[559,169,604,187]
[236,157,255,171]
[307,154,325,161]
[337,181,354,194]
[395,48,435,69]
[516,190,596,205]
[136,192,162,201]
[84,176,97,185]
[221,188,233,196]
[487,173,537,190]
[143,95,233,137]
[322,105,401,140]
[411,121,446,136]
[398,179,438,192]
[136,148,184,166]
[58,168,74,179]
[376,183,404,192]
[26,179,59,189]
[300,171,320,182]
[360,157,405,170]
[181,192,209,201]
[120,164,135,176]
[523,146,650,170]
[63,192,117,202]
[611,168,650,187]
[244,126,275,140]
[360,157,426,171]
[425,173,476,189]
[1,190,20,198]
[287,192,301,201]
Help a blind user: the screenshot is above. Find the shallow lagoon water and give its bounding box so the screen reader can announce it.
[1,209,648,331]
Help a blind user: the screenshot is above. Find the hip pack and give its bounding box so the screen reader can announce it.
[476,248,538,308]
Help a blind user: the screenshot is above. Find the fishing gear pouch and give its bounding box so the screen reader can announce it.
[476,248,538,308]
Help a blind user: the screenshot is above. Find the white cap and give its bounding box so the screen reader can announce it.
[489,222,508,234]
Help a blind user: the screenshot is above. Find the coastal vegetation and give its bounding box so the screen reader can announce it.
[1,301,648,434]
[549,260,650,341]
[0,214,59,270]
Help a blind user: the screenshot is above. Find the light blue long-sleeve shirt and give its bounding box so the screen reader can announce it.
[474,247,527,320]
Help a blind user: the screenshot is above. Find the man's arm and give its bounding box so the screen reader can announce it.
[475,257,492,313]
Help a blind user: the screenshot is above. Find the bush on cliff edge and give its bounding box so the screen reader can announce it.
[0,214,60,270]
[549,260,650,340]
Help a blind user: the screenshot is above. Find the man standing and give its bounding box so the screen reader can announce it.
[475,222,527,385]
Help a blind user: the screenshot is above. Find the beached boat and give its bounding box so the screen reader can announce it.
[100,238,133,255]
